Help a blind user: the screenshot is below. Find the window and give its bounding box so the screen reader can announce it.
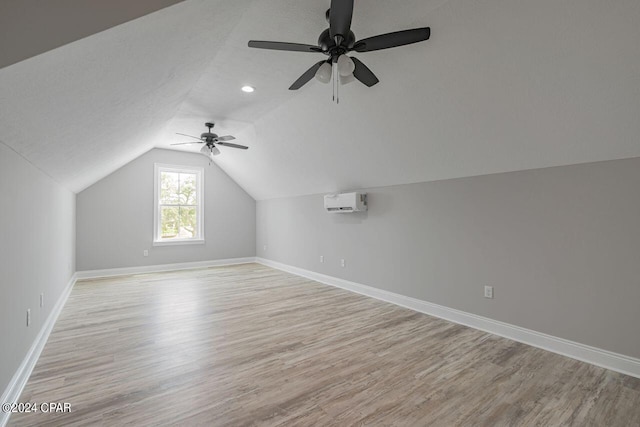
[154,164,204,245]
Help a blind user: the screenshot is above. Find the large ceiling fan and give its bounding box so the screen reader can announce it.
[248,0,430,91]
[171,122,248,160]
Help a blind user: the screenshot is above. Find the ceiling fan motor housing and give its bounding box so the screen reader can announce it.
[318,29,355,54]
[201,132,218,140]
[202,122,218,141]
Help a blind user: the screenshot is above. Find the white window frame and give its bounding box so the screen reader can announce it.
[153,163,204,246]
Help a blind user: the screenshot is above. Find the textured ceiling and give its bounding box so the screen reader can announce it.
[1,0,639,199]
[0,0,251,192]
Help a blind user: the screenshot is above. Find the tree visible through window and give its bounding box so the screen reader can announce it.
[154,164,203,244]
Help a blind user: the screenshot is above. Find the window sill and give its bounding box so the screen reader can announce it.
[153,239,205,247]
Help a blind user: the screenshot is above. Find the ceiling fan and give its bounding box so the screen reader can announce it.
[171,122,248,160]
[248,0,430,91]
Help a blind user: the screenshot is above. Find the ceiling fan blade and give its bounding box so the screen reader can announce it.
[217,135,236,141]
[289,60,326,90]
[171,142,199,146]
[353,27,430,52]
[351,57,379,87]
[329,0,354,39]
[175,133,202,140]
[216,142,249,150]
[248,41,322,53]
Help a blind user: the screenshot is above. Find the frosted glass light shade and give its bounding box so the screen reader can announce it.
[340,73,355,85]
[315,62,332,83]
[200,144,220,160]
[337,54,355,77]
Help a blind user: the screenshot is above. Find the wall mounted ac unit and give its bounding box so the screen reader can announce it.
[324,192,367,213]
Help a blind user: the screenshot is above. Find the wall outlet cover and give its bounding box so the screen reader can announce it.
[484,286,494,299]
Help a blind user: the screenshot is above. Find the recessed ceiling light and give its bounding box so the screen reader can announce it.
[241,85,255,93]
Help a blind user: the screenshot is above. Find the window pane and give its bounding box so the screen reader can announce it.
[160,172,180,204]
[179,173,197,205]
[178,207,197,238]
[160,206,179,239]
[156,166,201,242]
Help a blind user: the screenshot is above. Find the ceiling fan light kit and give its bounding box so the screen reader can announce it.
[340,73,355,85]
[315,62,332,83]
[248,0,430,99]
[199,144,220,159]
[337,54,355,77]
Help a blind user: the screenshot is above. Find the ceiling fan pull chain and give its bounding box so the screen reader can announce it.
[332,62,335,102]
[332,61,339,104]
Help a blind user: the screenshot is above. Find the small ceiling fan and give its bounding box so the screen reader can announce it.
[248,0,430,90]
[171,122,248,160]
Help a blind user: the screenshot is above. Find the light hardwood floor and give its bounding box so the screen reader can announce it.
[10,263,640,426]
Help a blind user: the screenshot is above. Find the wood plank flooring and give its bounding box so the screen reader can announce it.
[10,263,640,426]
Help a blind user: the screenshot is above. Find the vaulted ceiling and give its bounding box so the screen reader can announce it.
[1,0,639,200]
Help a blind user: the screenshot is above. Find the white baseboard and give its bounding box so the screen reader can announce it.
[0,273,77,427]
[255,257,640,379]
[76,257,256,280]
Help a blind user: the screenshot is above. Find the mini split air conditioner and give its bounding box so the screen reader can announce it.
[324,192,367,213]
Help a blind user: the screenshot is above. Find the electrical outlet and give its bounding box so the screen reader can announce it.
[263,245,267,252]
[484,286,494,299]
[40,293,44,308]
[26,309,31,326]
[143,249,149,257]
[320,255,324,263]
[340,259,346,268]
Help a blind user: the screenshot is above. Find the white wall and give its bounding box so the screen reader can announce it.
[257,157,640,359]
[76,148,255,271]
[0,142,76,395]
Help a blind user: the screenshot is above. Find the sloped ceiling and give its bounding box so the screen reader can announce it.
[0,0,186,69]
[1,0,639,199]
